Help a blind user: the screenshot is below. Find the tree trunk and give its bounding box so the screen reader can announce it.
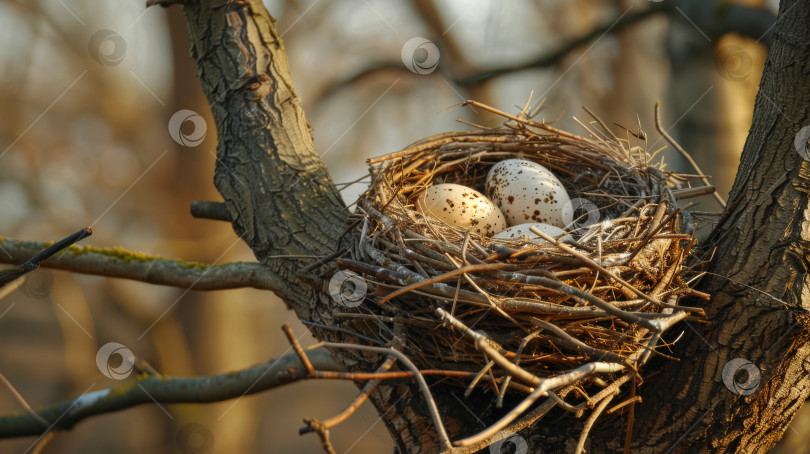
[631,0,810,451]
[176,0,810,452]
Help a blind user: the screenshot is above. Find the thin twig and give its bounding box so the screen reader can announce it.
[29,431,57,454]
[314,342,453,451]
[283,323,314,375]
[623,377,638,454]
[0,228,92,287]
[318,357,397,429]
[575,394,615,454]
[300,418,337,454]
[453,361,625,447]
[654,101,726,206]
[0,371,49,427]
[529,226,667,309]
[377,262,524,304]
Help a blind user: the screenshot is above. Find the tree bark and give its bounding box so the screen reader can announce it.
[178,2,456,451]
[631,0,810,452]
[175,0,810,453]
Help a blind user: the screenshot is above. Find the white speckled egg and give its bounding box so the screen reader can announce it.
[416,183,506,236]
[492,222,567,244]
[485,159,570,228]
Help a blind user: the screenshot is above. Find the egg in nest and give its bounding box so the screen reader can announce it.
[416,183,506,236]
[485,158,571,228]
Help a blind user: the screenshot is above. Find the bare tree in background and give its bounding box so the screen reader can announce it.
[0,0,806,453]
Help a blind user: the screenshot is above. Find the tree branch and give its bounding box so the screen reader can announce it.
[0,228,91,287]
[674,0,777,46]
[0,238,285,291]
[0,348,341,438]
[454,4,669,86]
[313,4,668,101]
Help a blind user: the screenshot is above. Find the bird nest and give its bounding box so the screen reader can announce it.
[329,102,710,427]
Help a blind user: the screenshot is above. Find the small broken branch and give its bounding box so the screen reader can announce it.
[190,200,232,222]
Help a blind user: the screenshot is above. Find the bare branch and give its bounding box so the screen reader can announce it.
[0,348,341,438]
[0,238,285,291]
[314,4,669,102]
[455,2,776,86]
[454,4,669,86]
[0,228,91,287]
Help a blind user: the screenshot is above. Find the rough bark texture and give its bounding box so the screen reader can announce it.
[180,2,468,451]
[178,0,810,453]
[632,0,810,452]
[182,1,347,312]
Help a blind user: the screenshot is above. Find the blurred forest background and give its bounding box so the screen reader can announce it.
[0,0,795,452]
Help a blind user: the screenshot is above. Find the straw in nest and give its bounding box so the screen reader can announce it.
[324,100,712,449]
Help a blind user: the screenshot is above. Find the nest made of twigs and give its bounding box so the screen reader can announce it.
[330,102,710,408]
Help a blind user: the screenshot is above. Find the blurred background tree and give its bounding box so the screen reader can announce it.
[0,0,791,452]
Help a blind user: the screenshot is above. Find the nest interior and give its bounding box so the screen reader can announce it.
[329,106,711,412]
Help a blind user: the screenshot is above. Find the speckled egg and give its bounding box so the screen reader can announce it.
[492,222,567,244]
[485,159,570,228]
[416,183,506,236]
